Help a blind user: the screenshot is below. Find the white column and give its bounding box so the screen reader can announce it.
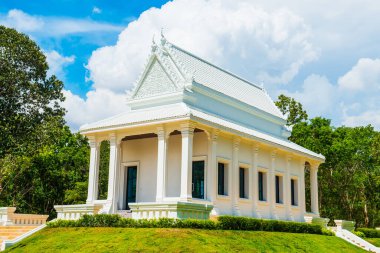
[232,137,240,216]
[180,123,195,201]
[310,163,319,216]
[207,130,219,202]
[107,133,121,213]
[269,150,277,219]
[285,155,293,220]
[86,136,100,204]
[299,160,306,217]
[156,127,169,202]
[251,144,260,218]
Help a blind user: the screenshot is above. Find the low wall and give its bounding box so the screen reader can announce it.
[54,204,103,220]
[0,207,48,226]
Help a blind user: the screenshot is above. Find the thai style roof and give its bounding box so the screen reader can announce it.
[129,36,285,120]
[79,34,324,161]
[167,43,285,119]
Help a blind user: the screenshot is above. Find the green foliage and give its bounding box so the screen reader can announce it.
[98,141,110,199]
[353,231,366,238]
[217,216,324,234]
[275,94,308,126]
[0,25,65,158]
[357,228,380,238]
[64,182,88,204]
[0,125,89,218]
[291,119,380,227]
[48,215,329,236]
[322,228,335,236]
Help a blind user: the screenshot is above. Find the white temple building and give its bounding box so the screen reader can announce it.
[55,35,325,222]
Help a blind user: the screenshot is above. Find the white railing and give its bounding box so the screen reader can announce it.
[54,204,103,220]
[0,207,48,226]
[128,201,213,220]
[334,220,380,253]
[1,224,47,251]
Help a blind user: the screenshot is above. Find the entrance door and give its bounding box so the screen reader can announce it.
[125,166,137,208]
[192,161,205,199]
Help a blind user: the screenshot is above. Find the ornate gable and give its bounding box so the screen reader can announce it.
[130,36,192,100]
[133,57,177,99]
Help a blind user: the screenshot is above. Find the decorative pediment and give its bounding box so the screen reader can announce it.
[133,56,178,99]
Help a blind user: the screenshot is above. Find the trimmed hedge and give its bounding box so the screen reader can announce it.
[357,228,380,238]
[47,215,330,235]
[217,216,323,234]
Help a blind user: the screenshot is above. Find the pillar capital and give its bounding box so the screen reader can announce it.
[271,149,278,159]
[207,129,220,142]
[109,133,122,146]
[88,136,98,148]
[233,137,241,149]
[252,143,260,154]
[180,122,196,136]
[286,154,293,162]
[156,126,170,140]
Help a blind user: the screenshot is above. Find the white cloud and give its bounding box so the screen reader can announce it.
[282,74,336,117]
[62,89,127,131]
[92,7,102,14]
[342,110,380,129]
[86,0,317,93]
[338,58,380,91]
[0,9,122,37]
[45,50,75,78]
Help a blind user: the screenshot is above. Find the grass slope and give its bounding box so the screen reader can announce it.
[365,238,380,247]
[5,228,366,253]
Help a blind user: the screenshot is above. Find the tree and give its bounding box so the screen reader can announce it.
[0,26,90,218]
[275,94,308,126]
[0,25,65,158]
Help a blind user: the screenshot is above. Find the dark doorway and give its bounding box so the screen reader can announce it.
[192,161,205,199]
[125,166,137,209]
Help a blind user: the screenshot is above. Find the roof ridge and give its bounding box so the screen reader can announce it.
[166,41,263,90]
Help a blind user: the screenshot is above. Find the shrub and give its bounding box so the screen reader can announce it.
[322,228,335,236]
[48,214,326,235]
[357,228,380,238]
[353,231,365,238]
[217,216,323,234]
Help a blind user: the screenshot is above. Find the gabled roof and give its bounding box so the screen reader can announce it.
[129,36,285,120]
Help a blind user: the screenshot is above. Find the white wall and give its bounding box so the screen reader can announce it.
[119,131,307,221]
[121,137,158,204]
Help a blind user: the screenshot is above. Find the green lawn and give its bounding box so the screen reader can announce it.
[365,238,380,247]
[5,227,366,253]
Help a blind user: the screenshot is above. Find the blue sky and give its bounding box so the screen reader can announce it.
[1,0,380,130]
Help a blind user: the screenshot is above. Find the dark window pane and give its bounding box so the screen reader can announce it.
[291,179,295,206]
[275,176,280,203]
[239,167,245,198]
[258,172,264,201]
[218,163,225,195]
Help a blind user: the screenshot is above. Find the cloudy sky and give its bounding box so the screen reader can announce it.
[1,0,380,130]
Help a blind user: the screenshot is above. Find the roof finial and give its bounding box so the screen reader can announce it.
[151,34,157,52]
[160,27,167,46]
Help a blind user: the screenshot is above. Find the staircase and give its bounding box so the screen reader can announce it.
[335,229,380,253]
[0,226,38,243]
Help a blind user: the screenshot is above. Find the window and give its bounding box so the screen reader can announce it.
[291,178,299,206]
[239,167,248,199]
[218,162,228,196]
[258,171,267,201]
[275,175,283,204]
